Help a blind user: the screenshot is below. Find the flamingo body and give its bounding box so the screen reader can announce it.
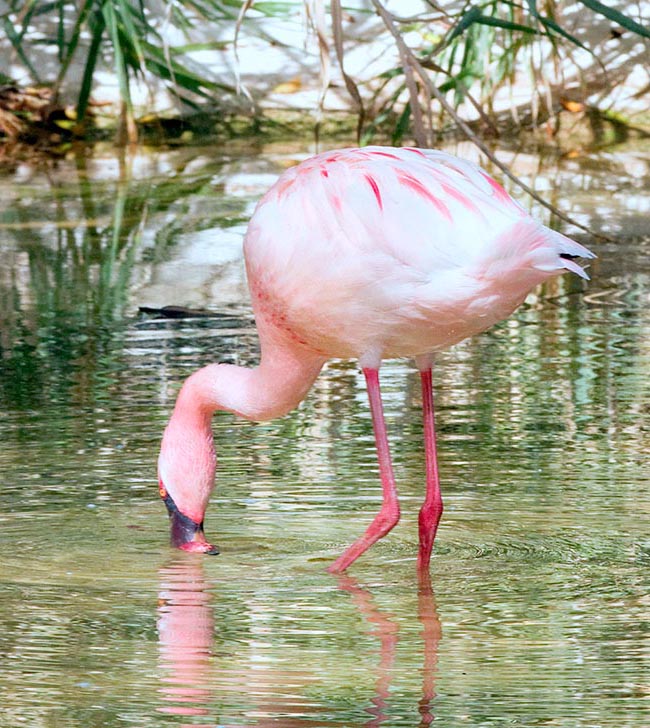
[157,146,594,571]
[245,147,589,364]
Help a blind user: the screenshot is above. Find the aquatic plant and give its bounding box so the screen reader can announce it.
[328,0,650,145]
[0,0,647,142]
[1,0,239,142]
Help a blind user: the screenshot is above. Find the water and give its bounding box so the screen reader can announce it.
[1,140,649,727]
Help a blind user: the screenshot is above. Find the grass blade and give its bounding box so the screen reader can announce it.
[391,100,411,145]
[115,0,145,64]
[1,16,42,82]
[475,15,539,35]
[526,0,589,50]
[446,6,482,44]
[55,0,94,93]
[77,9,105,121]
[578,0,650,39]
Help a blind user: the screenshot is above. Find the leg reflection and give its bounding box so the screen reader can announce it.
[417,572,441,727]
[337,574,441,728]
[157,556,215,727]
[337,575,398,727]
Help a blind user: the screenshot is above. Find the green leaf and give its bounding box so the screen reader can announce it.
[56,0,94,88]
[179,0,235,22]
[77,9,105,121]
[379,66,405,80]
[446,6,539,50]
[447,6,483,44]
[578,0,650,39]
[28,1,61,19]
[392,102,411,146]
[250,2,296,17]
[1,17,41,82]
[141,41,232,96]
[114,0,145,66]
[474,15,539,35]
[526,0,589,50]
[167,41,231,54]
[57,0,64,61]
[102,1,133,111]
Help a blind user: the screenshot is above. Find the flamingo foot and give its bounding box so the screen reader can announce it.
[328,543,368,574]
[417,502,443,573]
[327,502,400,573]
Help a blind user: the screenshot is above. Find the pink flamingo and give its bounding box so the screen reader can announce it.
[157,146,594,573]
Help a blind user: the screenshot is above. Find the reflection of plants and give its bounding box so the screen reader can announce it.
[0,152,248,410]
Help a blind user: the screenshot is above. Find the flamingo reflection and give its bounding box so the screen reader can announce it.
[157,559,441,726]
[417,573,441,726]
[337,573,441,727]
[157,559,328,727]
[157,557,215,727]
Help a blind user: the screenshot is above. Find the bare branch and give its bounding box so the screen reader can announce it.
[371,0,429,146]
[368,0,607,239]
[331,0,365,141]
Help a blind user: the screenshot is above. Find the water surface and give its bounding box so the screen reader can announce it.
[1,140,649,727]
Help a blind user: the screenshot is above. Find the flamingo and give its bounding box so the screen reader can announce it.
[157,146,594,573]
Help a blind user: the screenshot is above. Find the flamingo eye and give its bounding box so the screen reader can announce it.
[158,478,168,499]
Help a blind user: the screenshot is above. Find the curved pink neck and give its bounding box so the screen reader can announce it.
[174,326,326,424]
[160,326,325,523]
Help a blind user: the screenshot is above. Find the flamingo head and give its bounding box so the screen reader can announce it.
[157,415,219,555]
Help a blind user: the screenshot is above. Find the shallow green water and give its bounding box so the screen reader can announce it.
[1,141,649,727]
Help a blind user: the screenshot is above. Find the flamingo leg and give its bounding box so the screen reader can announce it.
[417,367,444,572]
[328,367,400,573]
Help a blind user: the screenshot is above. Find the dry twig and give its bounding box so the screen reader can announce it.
[366,0,608,240]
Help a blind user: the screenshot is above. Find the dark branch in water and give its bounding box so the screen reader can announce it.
[138,305,216,319]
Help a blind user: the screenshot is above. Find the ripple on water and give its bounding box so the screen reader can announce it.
[1,144,650,727]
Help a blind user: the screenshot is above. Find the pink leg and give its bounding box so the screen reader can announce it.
[417,368,443,573]
[328,368,400,573]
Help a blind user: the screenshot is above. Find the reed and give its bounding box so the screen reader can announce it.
[0,0,647,142]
